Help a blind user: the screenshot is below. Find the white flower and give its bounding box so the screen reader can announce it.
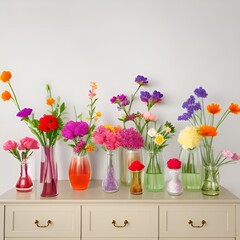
[148,128,157,137]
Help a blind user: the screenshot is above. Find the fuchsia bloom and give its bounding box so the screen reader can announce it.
[3,140,18,151]
[18,137,39,150]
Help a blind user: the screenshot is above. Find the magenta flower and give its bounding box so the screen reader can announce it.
[73,139,86,153]
[232,153,240,161]
[120,128,144,149]
[18,137,39,150]
[16,108,32,118]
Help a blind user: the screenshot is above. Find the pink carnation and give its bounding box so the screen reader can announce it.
[221,150,234,159]
[18,137,39,150]
[231,153,240,161]
[142,111,157,121]
[3,140,18,151]
[120,128,144,149]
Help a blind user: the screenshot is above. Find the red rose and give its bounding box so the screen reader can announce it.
[128,160,145,171]
[38,114,59,132]
[167,158,181,169]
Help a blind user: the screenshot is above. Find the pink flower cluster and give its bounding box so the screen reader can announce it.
[120,127,144,149]
[3,137,39,162]
[222,150,240,161]
[92,125,122,150]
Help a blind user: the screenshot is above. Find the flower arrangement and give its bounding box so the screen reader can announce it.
[166,158,182,169]
[110,75,175,153]
[62,82,101,155]
[3,137,39,162]
[177,86,240,168]
[128,160,145,171]
[0,71,66,147]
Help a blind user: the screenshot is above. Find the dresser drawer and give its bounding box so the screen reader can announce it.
[82,204,158,238]
[5,205,81,238]
[159,205,235,238]
[237,205,240,238]
[0,206,3,240]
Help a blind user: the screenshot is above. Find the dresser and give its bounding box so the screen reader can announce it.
[0,180,239,240]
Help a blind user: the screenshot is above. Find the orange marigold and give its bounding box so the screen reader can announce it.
[1,90,12,101]
[229,103,240,115]
[0,71,12,82]
[207,103,221,114]
[86,144,94,152]
[198,125,217,137]
[46,97,55,106]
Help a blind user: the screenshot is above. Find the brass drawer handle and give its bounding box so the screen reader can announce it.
[188,220,206,228]
[112,220,129,228]
[35,220,52,228]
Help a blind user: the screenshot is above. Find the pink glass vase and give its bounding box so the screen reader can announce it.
[40,146,58,197]
[16,160,33,192]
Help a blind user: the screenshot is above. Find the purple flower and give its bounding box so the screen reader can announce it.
[62,121,77,139]
[118,94,130,106]
[151,90,163,103]
[16,108,32,118]
[110,96,117,103]
[135,75,148,86]
[74,121,89,137]
[194,86,208,98]
[182,95,196,109]
[140,91,151,102]
[177,112,192,121]
[126,113,137,121]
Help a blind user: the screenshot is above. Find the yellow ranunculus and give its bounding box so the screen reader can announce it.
[178,126,203,149]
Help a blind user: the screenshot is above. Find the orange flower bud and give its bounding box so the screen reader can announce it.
[1,90,12,101]
[46,97,55,106]
[229,103,240,115]
[0,71,12,82]
[86,144,94,152]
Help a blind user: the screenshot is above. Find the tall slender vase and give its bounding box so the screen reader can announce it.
[69,151,91,190]
[120,148,142,185]
[102,150,119,193]
[16,159,33,192]
[144,150,164,192]
[180,147,202,191]
[40,146,58,197]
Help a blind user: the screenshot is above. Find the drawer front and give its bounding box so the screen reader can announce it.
[82,205,158,238]
[5,205,81,238]
[237,205,240,238]
[0,206,3,240]
[159,205,235,238]
[160,238,235,240]
[6,239,79,240]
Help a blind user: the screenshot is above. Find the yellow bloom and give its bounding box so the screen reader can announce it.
[96,111,102,117]
[85,117,90,121]
[178,126,203,149]
[104,124,114,132]
[94,116,98,121]
[154,134,164,145]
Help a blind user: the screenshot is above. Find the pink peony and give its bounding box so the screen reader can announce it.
[142,111,157,121]
[18,137,39,150]
[3,140,18,151]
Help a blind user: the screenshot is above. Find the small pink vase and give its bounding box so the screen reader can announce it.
[16,160,33,192]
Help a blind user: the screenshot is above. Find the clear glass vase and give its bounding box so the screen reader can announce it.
[129,171,143,195]
[144,150,164,192]
[69,151,91,190]
[180,147,202,191]
[102,150,119,193]
[201,165,220,196]
[40,146,58,197]
[120,148,142,185]
[166,169,183,195]
[16,159,33,192]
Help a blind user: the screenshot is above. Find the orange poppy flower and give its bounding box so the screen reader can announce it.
[229,103,240,115]
[86,144,94,152]
[46,97,55,106]
[1,91,12,101]
[0,71,12,82]
[198,125,217,137]
[207,103,221,114]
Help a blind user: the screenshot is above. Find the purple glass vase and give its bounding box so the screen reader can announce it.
[40,146,58,197]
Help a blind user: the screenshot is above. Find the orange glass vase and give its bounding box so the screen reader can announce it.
[69,152,91,190]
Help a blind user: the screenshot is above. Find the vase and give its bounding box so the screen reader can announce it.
[119,148,142,185]
[16,159,33,192]
[40,146,58,197]
[201,165,220,196]
[180,147,202,191]
[166,169,183,195]
[129,171,143,195]
[68,151,91,190]
[102,150,119,193]
[144,150,164,192]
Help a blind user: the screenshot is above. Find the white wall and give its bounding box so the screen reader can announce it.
[1,0,240,197]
